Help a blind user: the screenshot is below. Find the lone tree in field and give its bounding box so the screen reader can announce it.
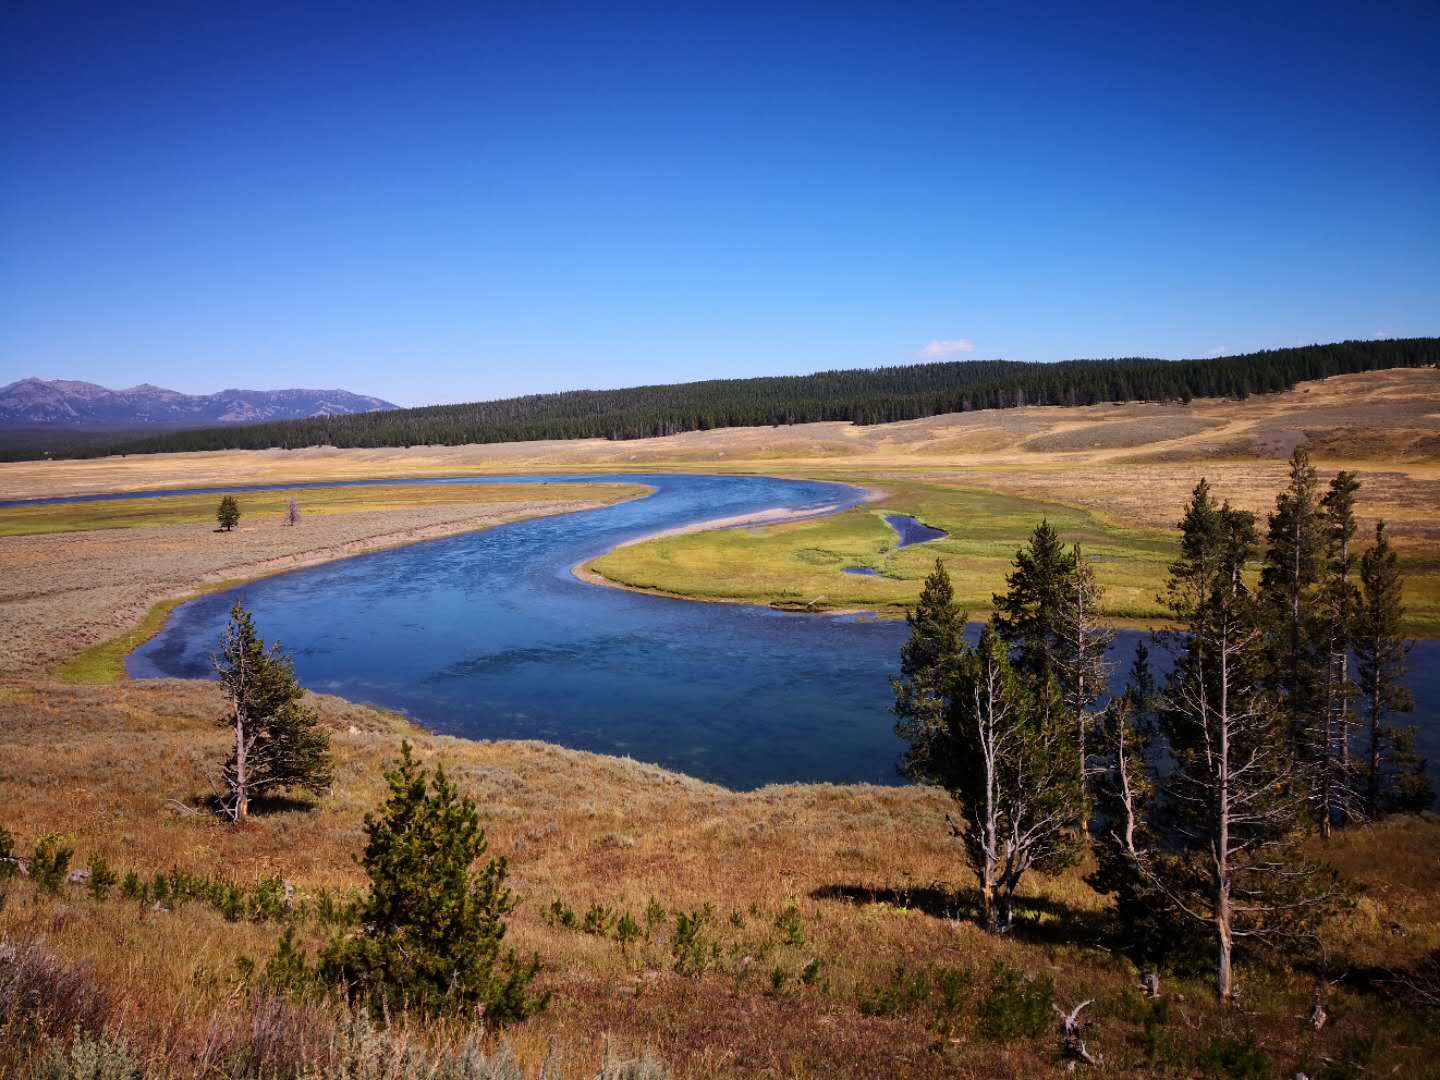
[322,741,546,1021]
[1354,521,1429,815]
[285,497,301,527]
[217,495,241,531]
[894,561,1083,932]
[1151,480,1335,1003]
[212,603,332,821]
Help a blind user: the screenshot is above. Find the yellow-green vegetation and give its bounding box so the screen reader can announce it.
[590,476,1440,634]
[591,481,1178,623]
[54,579,253,684]
[0,480,640,537]
[54,595,191,684]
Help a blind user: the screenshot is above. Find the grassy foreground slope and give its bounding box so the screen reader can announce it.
[5,680,1440,1077]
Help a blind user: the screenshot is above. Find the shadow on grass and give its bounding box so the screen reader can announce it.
[189,792,322,817]
[811,881,1108,945]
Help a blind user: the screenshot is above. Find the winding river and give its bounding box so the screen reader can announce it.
[8,473,1433,789]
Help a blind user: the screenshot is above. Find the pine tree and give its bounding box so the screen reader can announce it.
[321,741,547,1020]
[894,598,1083,932]
[1354,521,1423,815]
[1088,643,1172,967]
[1152,484,1334,1003]
[1259,448,1325,758]
[892,559,969,784]
[1053,544,1113,823]
[217,495,241,531]
[1314,471,1362,835]
[992,520,1073,683]
[212,603,332,821]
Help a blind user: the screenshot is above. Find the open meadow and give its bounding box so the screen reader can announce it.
[3,369,1440,1077]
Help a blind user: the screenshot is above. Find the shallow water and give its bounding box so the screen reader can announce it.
[37,469,1422,791]
[885,513,948,547]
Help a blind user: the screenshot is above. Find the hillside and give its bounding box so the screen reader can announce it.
[0,378,396,428]
[20,338,1437,461]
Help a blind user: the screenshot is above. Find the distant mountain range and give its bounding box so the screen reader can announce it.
[0,378,397,427]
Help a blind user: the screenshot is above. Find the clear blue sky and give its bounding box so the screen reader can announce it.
[2,1,1436,407]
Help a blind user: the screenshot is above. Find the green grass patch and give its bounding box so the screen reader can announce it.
[54,596,192,684]
[591,482,1188,622]
[53,576,259,684]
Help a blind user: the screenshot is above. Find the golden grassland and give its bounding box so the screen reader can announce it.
[5,680,1440,1078]
[0,482,647,679]
[3,370,1440,1075]
[2,368,1437,502]
[5,368,1437,634]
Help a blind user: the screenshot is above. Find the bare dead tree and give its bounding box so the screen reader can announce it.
[1151,485,1338,1003]
[948,626,1084,932]
[285,497,301,527]
[1055,999,1098,1066]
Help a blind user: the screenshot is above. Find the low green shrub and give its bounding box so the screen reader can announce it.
[976,963,1053,1042]
[85,855,117,902]
[30,835,73,895]
[1196,1029,1272,1079]
[671,906,715,977]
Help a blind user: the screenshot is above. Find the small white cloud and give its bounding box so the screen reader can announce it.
[918,338,975,358]
[1204,345,1233,357]
[1373,329,1395,339]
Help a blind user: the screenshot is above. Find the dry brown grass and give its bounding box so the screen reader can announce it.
[3,372,1440,1075]
[3,680,1440,1077]
[0,483,643,677]
[3,369,1438,501]
[3,370,1436,632]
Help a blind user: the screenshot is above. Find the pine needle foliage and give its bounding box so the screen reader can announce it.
[212,604,332,821]
[322,741,547,1022]
[216,495,240,531]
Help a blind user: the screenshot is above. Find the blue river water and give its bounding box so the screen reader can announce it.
[12,471,1424,791]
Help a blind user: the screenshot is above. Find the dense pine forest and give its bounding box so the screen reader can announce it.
[12,338,1438,460]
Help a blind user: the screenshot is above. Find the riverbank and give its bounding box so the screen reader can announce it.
[0,482,647,678]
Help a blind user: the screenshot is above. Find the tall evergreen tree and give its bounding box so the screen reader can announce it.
[1354,521,1423,816]
[892,559,969,784]
[894,568,1083,933]
[1053,544,1113,823]
[322,742,546,1020]
[1259,448,1326,757]
[212,603,332,821]
[1152,484,1332,1003]
[992,520,1072,683]
[1314,471,1362,835]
